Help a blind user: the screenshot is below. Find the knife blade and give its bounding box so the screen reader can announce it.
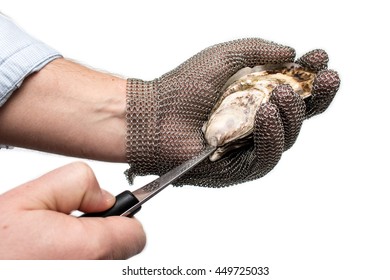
[80,145,216,218]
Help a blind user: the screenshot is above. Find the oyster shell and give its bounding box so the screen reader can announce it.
[203,63,316,161]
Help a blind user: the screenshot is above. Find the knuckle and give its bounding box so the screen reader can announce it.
[296,49,329,71]
[70,161,97,190]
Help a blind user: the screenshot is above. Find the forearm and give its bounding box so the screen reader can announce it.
[0,58,127,162]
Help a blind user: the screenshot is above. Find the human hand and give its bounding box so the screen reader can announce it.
[0,162,146,259]
[125,38,340,187]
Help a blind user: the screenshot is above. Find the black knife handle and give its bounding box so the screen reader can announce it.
[80,190,141,218]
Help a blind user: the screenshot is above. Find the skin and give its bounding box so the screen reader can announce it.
[0,58,127,162]
[0,162,146,259]
[0,58,146,259]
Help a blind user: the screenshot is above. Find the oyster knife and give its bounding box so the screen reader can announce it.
[80,145,216,218]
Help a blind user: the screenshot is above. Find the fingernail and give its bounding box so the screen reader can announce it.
[101,189,115,204]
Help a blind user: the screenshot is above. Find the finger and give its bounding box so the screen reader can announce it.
[221,38,296,67]
[296,49,329,72]
[12,211,147,259]
[77,216,146,259]
[189,102,286,186]
[181,38,296,91]
[270,84,306,151]
[252,103,285,178]
[7,162,115,214]
[305,69,341,118]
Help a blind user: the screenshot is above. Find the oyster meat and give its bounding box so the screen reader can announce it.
[203,63,316,161]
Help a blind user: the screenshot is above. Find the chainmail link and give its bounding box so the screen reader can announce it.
[125,79,157,182]
[305,70,340,118]
[294,49,340,119]
[125,39,340,187]
[296,49,329,72]
[269,84,306,151]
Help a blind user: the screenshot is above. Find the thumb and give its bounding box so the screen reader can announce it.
[7,162,115,214]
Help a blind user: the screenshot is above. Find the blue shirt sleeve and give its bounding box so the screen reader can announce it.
[0,13,62,107]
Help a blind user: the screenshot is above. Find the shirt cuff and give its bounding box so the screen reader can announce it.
[0,14,62,107]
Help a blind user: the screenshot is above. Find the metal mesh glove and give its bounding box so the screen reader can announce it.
[125,38,340,187]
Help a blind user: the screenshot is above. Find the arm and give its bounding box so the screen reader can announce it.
[0,13,127,162]
[0,58,127,162]
[0,14,144,260]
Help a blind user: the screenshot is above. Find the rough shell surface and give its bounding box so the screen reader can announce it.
[203,63,315,161]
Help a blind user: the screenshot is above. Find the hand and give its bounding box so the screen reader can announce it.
[125,38,340,187]
[0,162,146,259]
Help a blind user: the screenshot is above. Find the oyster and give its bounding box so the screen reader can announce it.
[203,63,316,161]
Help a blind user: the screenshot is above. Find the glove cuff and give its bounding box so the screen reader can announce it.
[125,78,158,175]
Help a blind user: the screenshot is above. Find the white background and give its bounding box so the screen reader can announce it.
[1,0,389,279]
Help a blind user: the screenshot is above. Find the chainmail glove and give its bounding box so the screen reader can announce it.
[125,38,340,187]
